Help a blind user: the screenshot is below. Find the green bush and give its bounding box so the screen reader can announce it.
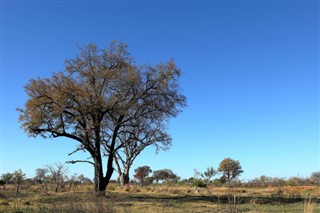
[144,177,155,186]
[193,179,206,188]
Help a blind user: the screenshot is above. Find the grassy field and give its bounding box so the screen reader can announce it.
[0,184,319,212]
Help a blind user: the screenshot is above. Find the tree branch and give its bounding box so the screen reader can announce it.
[68,146,86,156]
[66,160,94,165]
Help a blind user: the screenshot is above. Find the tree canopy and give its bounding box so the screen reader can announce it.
[153,169,180,183]
[218,158,243,187]
[134,166,152,186]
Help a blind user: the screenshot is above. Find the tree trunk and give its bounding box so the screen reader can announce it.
[16,184,20,196]
[55,182,59,192]
[94,177,107,196]
[102,137,118,193]
[92,117,122,196]
[104,163,114,190]
[93,159,107,196]
[120,171,130,186]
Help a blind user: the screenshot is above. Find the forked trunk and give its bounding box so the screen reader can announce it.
[93,119,121,196]
[94,179,107,196]
[93,157,114,196]
[120,166,130,186]
[94,160,107,196]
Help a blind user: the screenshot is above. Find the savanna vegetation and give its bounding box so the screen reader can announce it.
[1,163,319,213]
[4,41,318,212]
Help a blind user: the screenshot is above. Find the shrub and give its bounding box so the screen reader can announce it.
[193,179,206,188]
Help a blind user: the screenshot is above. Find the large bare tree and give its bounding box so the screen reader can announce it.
[18,41,186,195]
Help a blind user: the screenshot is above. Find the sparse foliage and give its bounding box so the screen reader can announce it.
[18,41,186,195]
[46,163,68,192]
[193,169,201,179]
[114,118,172,186]
[12,169,26,196]
[201,167,217,184]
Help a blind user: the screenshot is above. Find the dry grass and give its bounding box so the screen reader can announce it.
[304,197,317,213]
[0,184,319,212]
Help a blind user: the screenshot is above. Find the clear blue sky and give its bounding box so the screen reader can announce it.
[1,1,319,181]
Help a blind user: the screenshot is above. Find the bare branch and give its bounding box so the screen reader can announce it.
[66,160,94,165]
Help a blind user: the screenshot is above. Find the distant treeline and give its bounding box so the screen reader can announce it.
[1,164,319,195]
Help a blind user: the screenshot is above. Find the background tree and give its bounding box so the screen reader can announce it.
[134,166,152,186]
[270,177,286,187]
[18,41,186,195]
[201,167,217,185]
[46,163,68,192]
[218,158,243,213]
[193,169,201,179]
[114,118,171,186]
[259,175,269,187]
[12,169,26,196]
[34,168,48,185]
[310,171,320,186]
[218,158,243,188]
[192,169,206,189]
[78,174,92,184]
[0,173,13,190]
[153,169,179,183]
[287,176,306,186]
[144,177,155,186]
[67,173,81,190]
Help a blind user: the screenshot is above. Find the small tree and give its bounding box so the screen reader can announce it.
[34,168,48,185]
[218,158,243,188]
[46,163,68,192]
[218,158,243,213]
[201,167,217,185]
[134,166,152,186]
[12,169,26,196]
